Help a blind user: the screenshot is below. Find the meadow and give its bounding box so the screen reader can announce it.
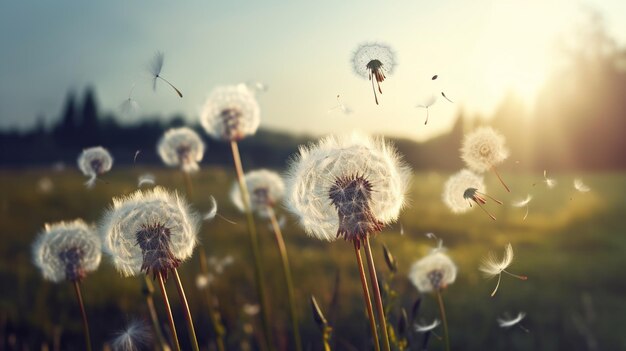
[1,167,625,350]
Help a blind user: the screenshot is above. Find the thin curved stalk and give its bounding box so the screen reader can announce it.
[267,207,302,351]
[363,238,391,351]
[72,280,92,351]
[436,290,450,351]
[143,276,170,351]
[230,141,274,350]
[157,272,181,351]
[491,165,510,192]
[353,241,381,351]
[172,269,200,351]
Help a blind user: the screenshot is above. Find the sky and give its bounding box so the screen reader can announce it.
[1,0,625,141]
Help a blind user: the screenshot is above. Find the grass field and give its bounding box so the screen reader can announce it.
[0,167,625,350]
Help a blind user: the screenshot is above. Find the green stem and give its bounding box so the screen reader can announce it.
[436,290,450,351]
[267,207,302,351]
[72,280,92,351]
[157,272,181,351]
[363,237,391,351]
[172,269,200,351]
[353,241,381,351]
[143,276,170,351]
[230,140,274,350]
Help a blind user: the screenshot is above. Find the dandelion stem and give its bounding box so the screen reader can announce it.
[435,290,450,351]
[172,269,200,351]
[183,171,194,200]
[143,276,171,351]
[353,241,381,351]
[370,74,379,105]
[491,165,510,192]
[198,248,226,351]
[72,280,92,351]
[267,207,302,351]
[230,140,274,351]
[157,272,181,351]
[363,237,391,351]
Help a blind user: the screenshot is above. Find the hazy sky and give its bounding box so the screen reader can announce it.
[1,0,625,141]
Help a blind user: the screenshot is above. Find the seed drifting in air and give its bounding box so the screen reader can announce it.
[149,51,183,98]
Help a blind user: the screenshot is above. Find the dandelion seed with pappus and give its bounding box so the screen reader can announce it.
[352,43,396,105]
[479,243,527,297]
[149,51,183,98]
[443,169,502,220]
[77,146,113,188]
[32,219,101,351]
[111,320,152,351]
[498,312,529,332]
[286,132,411,351]
[461,127,511,192]
[157,127,205,174]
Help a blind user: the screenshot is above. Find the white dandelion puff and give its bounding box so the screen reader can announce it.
[100,187,200,278]
[352,43,396,105]
[414,319,441,333]
[157,127,205,173]
[574,178,590,192]
[32,219,101,283]
[285,132,411,243]
[511,194,532,220]
[149,51,183,98]
[442,169,502,220]
[200,84,260,142]
[461,127,510,192]
[203,195,218,221]
[408,252,457,293]
[137,173,156,188]
[497,312,526,328]
[77,146,113,189]
[111,320,152,351]
[230,169,284,218]
[479,243,527,297]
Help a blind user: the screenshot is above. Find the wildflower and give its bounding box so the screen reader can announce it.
[137,173,156,187]
[32,219,101,283]
[511,194,532,220]
[77,146,113,188]
[408,252,457,293]
[414,319,441,333]
[100,187,200,279]
[574,178,590,192]
[149,51,183,97]
[479,243,527,297]
[286,132,410,243]
[111,320,152,351]
[442,169,502,220]
[200,84,260,141]
[157,127,205,173]
[230,169,284,218]
[352,43,396,105]
[460,127,510,192]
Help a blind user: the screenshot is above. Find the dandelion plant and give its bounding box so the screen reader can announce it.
[77,146,113,189]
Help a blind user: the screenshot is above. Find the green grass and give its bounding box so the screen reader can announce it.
[0,168,625,350]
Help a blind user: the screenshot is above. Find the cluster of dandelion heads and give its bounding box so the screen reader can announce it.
[100,187,200,278]
[408,252,457,293]
[442,169,485,213]
[77,146,113,188]
[285,132,411,243]
[460,127,509,173]
[111,320,152,351]
[157,127,205,173]
[200,84,260,141]
[230,169,284,217]
[32,219,101,283]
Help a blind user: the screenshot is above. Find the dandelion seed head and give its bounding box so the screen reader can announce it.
[479,243,514,278]
[285,132,411,242]
[111,320,152,351]
[32,219,101,283]
[200,84,260,141]
[461,127,509,172]
[408,252,457,293]
[230,169,284,218]
[497,312,526,328]
[157,127,205,173]
[77,146,113,185]
[352,43,396,79]
[442,169,485,213]
[100,187,200,278]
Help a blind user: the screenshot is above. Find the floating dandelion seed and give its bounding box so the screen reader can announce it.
[111,320,152,351]
[443,169,502,220]
[479,243,527,297]
[461,127,511,192]
[352,43,396,105]
[230,169,284,218]
[328,94,353,115]
[149,51,183,98]
[512,194,532,220]
[157,127,205,173]
[574,178,590,192]
[432,75,438,80]
[408,252,457,293]
[441,92,454,103]
[414,319,441,333]
[200,84,261,141]
[417,94,438,125]
[133,150,141,163]
[195,273,214,290]
[137,173,156,188]
[243,304,261,316]
[77,146,113,189]
[203,195,218,221]
[497,312,528,330]
[119,84,140,114]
